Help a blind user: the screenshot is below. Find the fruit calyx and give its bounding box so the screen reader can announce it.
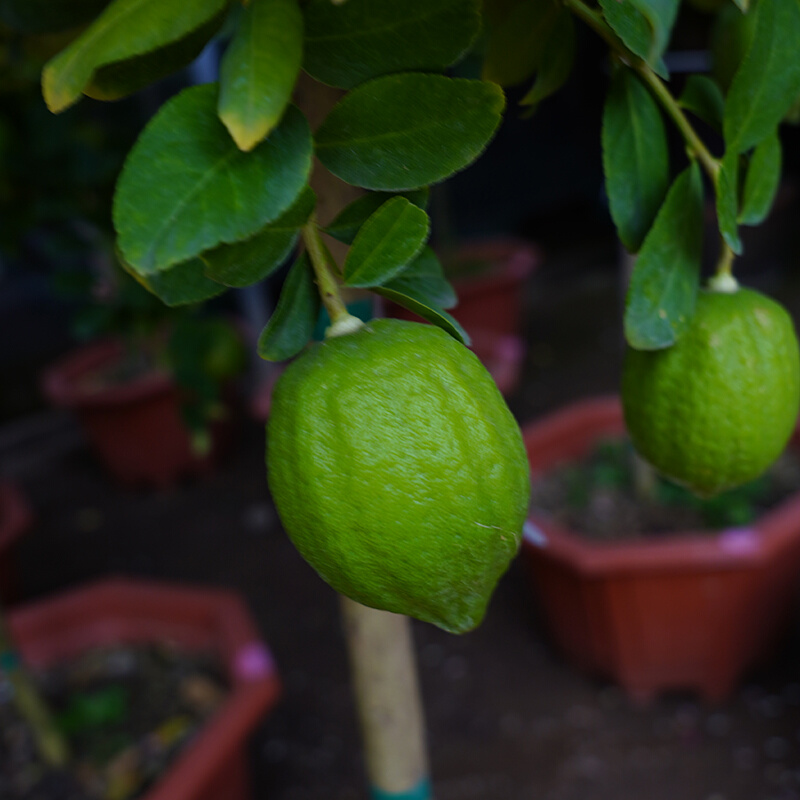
[326,313,365,339]
[707,273,740,294]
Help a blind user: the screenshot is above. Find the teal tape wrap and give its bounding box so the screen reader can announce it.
[370,779,432,800]
[0,649,20,671]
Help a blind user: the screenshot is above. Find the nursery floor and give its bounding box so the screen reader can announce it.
[10,216,800,800]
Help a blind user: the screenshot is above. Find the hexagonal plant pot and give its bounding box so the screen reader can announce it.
[8,577,280,800]
[521,396,800,703]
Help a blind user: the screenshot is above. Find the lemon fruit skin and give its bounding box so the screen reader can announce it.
[622,288,800,497]
[266,318,530,634]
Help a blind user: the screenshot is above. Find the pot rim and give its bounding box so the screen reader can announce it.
[41,339,174,411]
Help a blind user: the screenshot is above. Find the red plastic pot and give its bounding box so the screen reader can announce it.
[387,238,540,339]
[41,340,231,488]
[521,396,800,703]
[0,481,32,604]
[8,578,280,800]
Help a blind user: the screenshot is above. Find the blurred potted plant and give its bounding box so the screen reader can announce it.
[1,577,280,800]
[42,255,248,488]
[521,396,800,703]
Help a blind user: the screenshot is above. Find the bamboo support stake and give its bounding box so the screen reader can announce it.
[340,597,433,800]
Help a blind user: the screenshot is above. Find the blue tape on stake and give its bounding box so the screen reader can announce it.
[370,779,433,800]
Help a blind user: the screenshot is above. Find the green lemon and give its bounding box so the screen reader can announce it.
[266,318,530,633]
[622,286,800,497]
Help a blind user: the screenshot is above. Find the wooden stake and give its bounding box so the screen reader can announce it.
[340,597,432,800]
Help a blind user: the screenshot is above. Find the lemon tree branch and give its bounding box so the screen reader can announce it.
[564,0,720,181]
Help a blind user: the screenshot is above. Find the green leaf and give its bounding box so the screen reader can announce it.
[678,75,725,132]
[0,0,109,33]
[624,162,704,350]
[114,84,312,275]
[325,189,429,244]
[258,252,320,361]
[519,9,575,112]
[376,286,468,344]
[201,186,315,287]
[42,0,230,113]
[303,0,480,89]
[600,0,677,72]
[123,256,227,307]
[315,73,505,191]
[218,0,303,151]
[724,0,800,154]
[716,149,742,254]
[343,197,430,288]
[482,0,560,88]
[602,69,670,253]
[383,246,457,309]
[739,130,781,226]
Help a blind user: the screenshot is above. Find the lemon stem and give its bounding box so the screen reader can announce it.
[563,0,720,182]
[340,597,433,799]
[709,239,740,292]
[302,218,360,334]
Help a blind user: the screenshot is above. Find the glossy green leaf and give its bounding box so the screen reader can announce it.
[739,130,781,226]
[600,0,676,72]
[624,162,704,350]
[519,9,575,112]
[218,0,303,151]
[114,84,312,275]
[0,0,109,33]
[202,186,315,287]
[383,246,457,309]
[258,252,320,361]
[303,0,480,89]
[42,0,229,113]
[716,149,742,254]
[678,75,725,132]
[343,197,430,288]
[482,0,560,88]
[724,0,800,154]
[602,69,670,253]
[325,189,429,245]
[375,286,468,344]
[315,74,505,191]
[123,256,227,307]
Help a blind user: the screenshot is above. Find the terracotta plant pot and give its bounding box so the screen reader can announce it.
[387,238,540,339]
[41,340,231,488]
[0,481,32,604]
[8,577,280,800]
[520,396,800,703]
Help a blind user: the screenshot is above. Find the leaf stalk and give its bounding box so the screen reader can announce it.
[302,218,352,327]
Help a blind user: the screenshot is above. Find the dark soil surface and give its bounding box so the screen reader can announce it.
[8,212,800,800]
[1,644,228,800]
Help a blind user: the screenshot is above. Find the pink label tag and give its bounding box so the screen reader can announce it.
[718,527,761,556]
[234,642,275,681]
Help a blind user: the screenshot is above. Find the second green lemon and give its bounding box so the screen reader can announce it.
[622,286,800,497]
[266,318,531,634]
